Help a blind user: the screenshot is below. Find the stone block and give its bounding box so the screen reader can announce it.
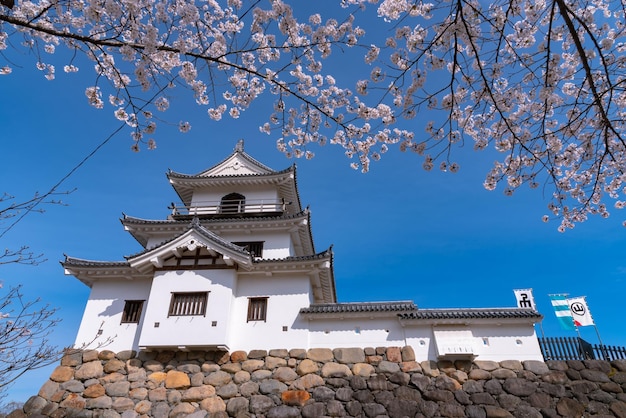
[352,362,375,377]
[242,359,265,372]
[259,379,288,394]
[75,361,104,380]
[248,349,267,359]
[333,347,365,364]
[296,359,318,375]
[266,356,287,369]
[226,397,249,416]
[491,368,517,379]
[234,370,251,384]
[204,370,232,386]
[38,380,60,400]
[134,400,151,415]
[165,370,190,389]
[474,360,499,371]
[288,348,307,359]
[60,393,86,410]
[97,350,115,361]
[230,350,247,362]
[293,373,324,390]
[281,390,311,406]
[386,346,402,362]
[523,360,550,375]
[273,366,298,382]
[269,349,289,358]
[200,396,227,413]
[378,360,400,374]
[106,380,130,397]
[104,359,126,374]
[500,360,523,371]
[220,363,241,374]
[85,395,113,410]
[50,366,74,382]
[321,362,352,378]
[61,351,83,367]
[401,346,416,362]
[307,348,334,362]
[248,394,274,414]
[216,382,239,399]
[182,385,216,402]
[556,397,585,417]
[23,396,47,415]
[82,350,100,362]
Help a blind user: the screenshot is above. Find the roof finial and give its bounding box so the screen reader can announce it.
[235,139,244,152]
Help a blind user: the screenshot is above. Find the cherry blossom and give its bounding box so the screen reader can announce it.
[1,0,626,230]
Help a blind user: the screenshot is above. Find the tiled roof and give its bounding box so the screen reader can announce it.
[122,210,310,226]
[398,308,543,321]
[300,301,417,315]
[62,256,130,268]
[124,218,249,260]
[252,247,332,264]
[121,210,315,254]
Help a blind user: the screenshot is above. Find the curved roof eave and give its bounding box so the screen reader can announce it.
[167,165,299,209]
[126,220,253,273]
[61,256,149,287]
[397,308,543,325]
[120,210,313,253]
[300,301,418,319]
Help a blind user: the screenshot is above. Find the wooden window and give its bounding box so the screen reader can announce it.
[233,241,264,257]
[220,192,245,214]
[168,292,208,317]
[247,297,268,322]
[121,300,144,323]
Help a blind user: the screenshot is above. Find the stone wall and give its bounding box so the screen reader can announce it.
[9,347,626,418]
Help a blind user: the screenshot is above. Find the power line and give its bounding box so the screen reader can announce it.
[0,123,126,239]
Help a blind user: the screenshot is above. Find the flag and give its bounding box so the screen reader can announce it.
[513,289,536,310]
[549,294,575,330]
[566,296,595,327]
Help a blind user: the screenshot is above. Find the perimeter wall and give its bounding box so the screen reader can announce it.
[8,347,626,417]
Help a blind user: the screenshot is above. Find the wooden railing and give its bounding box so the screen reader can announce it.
[170,199,286,216]
[538,336,626,361]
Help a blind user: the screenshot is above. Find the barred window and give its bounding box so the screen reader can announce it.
[247,297,268,322]
[121,300,144,323]
[232,241,264,257]
[168,292,208,317]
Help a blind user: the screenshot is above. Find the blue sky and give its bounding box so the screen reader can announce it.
[2,10,626,404]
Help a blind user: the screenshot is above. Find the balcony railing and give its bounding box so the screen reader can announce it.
[538,336,626,361]
[169,199,286,217]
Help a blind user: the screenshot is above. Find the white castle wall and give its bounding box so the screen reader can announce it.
[228,274,312,352]
[138,269,236,349]
[74,279,151,351]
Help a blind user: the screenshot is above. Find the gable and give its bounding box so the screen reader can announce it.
[159,247,235,270]
[127,226,252,273]
[198,152,273,177]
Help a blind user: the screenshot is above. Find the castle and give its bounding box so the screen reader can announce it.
[63,141,543,361]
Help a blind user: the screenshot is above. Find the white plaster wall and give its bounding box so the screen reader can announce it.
[306,318,407,349]
[190,186,280,214]
[467,324,543,361]
[144,232,178,250]
[404,323,543,362]
[221,231,292,258]
[138,269,236,349]
[74,279,152,353]
[228,274,311,351]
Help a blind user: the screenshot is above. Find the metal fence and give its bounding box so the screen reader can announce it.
[538,336,626,361]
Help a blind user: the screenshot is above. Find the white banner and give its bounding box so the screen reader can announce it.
[566,296,595,327]
[513,289,536,310]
